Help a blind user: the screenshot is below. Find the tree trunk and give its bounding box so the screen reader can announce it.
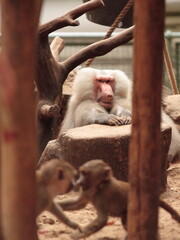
[0,0,39,239]
[0,117,2,240]
[128,0,165,240]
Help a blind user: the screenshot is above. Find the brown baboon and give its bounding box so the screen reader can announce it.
[56,159,180,239]
[36,158,79,229]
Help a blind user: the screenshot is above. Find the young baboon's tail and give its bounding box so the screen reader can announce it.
[160,199,180,223]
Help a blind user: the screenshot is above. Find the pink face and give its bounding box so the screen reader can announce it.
[94,74,115,110]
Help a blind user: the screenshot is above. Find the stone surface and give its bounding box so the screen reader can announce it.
[61,123,171,189]
[163,94,180,131]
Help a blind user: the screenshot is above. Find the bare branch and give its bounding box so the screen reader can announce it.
[39,0,104,36]
[39,104,60,119]
[50,37,64,62]
[34,0,43,24]
[61,26,134,79]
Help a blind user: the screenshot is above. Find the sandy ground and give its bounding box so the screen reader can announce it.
[37,162,180,240]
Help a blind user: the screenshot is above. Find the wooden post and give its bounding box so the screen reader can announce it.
[0,1,39,239]
[0,88,2,240]
[128,1,165,240]
[0,55,17,240]
[0,123,2,240]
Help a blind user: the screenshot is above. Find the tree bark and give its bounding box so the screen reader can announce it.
[61,26,134,74]
[1,0,39,239]
[0,123,1,240]
[0,55,14,240]
[127,1,165,240]
[0,156,2,240]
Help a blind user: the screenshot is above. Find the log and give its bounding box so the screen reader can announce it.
[1,0,39,239]
[0,55,18,240]
[60,123,171,189]
[163,94,180,131]
[127,0,165,239]
[39,0,105,36]
[39,104,60,119]
[0,132,2,240]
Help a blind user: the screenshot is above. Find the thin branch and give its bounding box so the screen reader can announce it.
[39,0,104,36]
[34,0,43,25]
[50,37,64,62]
[61,26,134,79]
[39,104,60,119]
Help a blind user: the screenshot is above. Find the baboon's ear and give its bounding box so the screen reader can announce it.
[104,167,111,180]
[56,167,64,180]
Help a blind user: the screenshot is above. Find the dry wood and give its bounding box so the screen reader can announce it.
[50,37,64,62]
[34,0,43,24]
[0,153,1,240]
[164,38,179,94]
[127,1,165,240]
[39,0,104,36]
[61,26,134,74]
[61,124,169,187]
[1,0,39,239]
[38,104,60,119]
[84,0,134,67]
[0,56,13,240]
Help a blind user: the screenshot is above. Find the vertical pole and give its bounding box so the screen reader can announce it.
[0,124,2,240]
[176,43,180,89]
[1,56,16,240]
[128,1,165,240]
[0,5,2,240]
[0,73,2,240]
[1,0,39,239]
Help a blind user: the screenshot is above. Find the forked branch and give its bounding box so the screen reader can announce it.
[61,26,134,79]
[39,0,104,36]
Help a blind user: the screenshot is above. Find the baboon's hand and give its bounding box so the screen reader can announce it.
[120,116,132,125]
[107,114,131,126]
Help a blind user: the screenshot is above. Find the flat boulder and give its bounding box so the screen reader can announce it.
[163,94,180,131]
[61,123,171,189]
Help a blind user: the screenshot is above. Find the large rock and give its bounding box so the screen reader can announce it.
[61,123,171,189]
[163,94,180,131]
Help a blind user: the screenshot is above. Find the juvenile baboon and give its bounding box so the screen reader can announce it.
[36,158,79,229]
[56,159,180,239]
